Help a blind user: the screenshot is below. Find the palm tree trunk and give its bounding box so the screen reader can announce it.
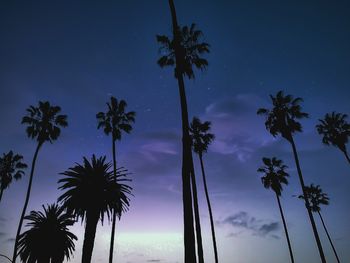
[177,71,197,263]
[109,138,117,263]
[82,210,100,263]
[318,211,340,263]
[199,154,219,263]
[275,194,294,263]
[168,0,197,262]
[343,150,350,164]
[177,74,197,263]
[12,142,42,263]
[190,161,204,263]
[289,137,326,263]
[0,188,3,203]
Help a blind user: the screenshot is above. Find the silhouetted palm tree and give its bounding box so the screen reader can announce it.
[96,96,135,263]
[316,112,350,164]
[157,1,209,262]
[58,155,132,263]
[299,184,341,263]
[189,117,218,263]
[17,203,77,263]
[0,151,27,203]
[257,91,326,262]
[13,101,68,263]
[257,157,295,263]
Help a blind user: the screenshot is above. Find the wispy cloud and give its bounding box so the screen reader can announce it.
[202,94,274,162]
[6,238,15,243]
[219,211,280,239]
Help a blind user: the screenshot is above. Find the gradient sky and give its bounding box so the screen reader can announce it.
[1,1,350,262]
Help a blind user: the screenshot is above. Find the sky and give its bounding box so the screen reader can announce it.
[0,0,350,262]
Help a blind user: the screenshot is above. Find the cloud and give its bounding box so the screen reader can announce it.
[257,222,280,236]
[202,94,274,162]
[6,238,15,243]
[122,129,182,179]
[222,211,251,228]
[219,211,280,238]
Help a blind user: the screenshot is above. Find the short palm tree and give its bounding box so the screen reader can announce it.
[96,96,135,263]
[13,101,68,263]
[58,155,132,263]
[157,1,209,262]
[257,91,326,262]
[0,151,27,203]
[17,203,77,263]
[258,157,295,263]
[316,112,350,164]
[189,117,218,263]
[299,184,341,263]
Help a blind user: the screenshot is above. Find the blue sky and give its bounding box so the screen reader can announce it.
[1,1,350,262]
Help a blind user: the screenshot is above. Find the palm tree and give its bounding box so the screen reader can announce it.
[58,155,132,263]
[299,184,341,263]
[0,151,27,203]
[189,117,218,263]
[13,101,68,263]
[157,1,209,262]
[17,203,77,263]
[316,112,350,164]
[96,96,135,263]
[257,157,295,263]
[257,91,326,262]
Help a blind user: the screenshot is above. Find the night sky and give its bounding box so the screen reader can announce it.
[1,1,350,262]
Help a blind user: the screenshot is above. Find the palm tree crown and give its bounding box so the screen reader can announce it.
[299,184,329,212]
[0,151,27,195]
[257,157,289,196]
[257,91,309,142]
[21,101,68,144]
[58,155,132,222]
[96,97,135,142]
[17,203,77,263]
[189,117,215,155]
[316,112,350,153]
[157,23,210,79]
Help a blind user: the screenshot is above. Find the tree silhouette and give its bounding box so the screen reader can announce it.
[299,184,341,263]
[316,112,350,164]
[96,96,135,263]
[189,117,219,263]
[257,91,326,262]
[257,157,295,263]
[0,151,27,203]
[157,1,209,262]
[58,155,132,263]
[13,101,68,263]
[17,203,77,263]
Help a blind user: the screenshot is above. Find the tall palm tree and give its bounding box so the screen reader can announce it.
[189,117,219,263]
[316,112,350,164]
[257,91,326,262]
[299,184,341,263]
[96,96,135,263]
[58,155,132,263]
[13,101,68,263]
[0,151,27,203]
[257,157,295,263]
[17,203,77,263]
[157,1,209,262]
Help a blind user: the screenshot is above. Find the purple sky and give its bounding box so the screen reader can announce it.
[1,1,350,262]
